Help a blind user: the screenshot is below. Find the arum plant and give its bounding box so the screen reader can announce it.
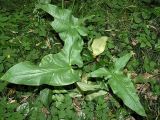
[1,3,87,86]
[0,3,146,117]
[88,53,146,116]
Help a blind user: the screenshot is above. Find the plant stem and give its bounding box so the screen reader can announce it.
[62,0,64,9]
[72,0,76,10]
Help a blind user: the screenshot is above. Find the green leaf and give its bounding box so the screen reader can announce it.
[39,88,52,107]
[37,3,88,67]
[133,12,142,23]
[37,3,86,67]
[89,68,111,78]
[154,7,160,16]
[89,66,146,116]
[85,90,107,101]
[1,60,79,86]
[0,81,8,92]
[0,64,4,72]
[76,82,101,92]
[59,31,84,67]
[108,72,146,116]
[1,4,87,86]
[114,53,132,71]
[36,4,87,36]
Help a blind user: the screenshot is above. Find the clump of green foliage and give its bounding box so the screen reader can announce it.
[0,0,160,120]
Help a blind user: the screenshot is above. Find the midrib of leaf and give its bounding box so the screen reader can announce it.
[66,35,75,65]
[9,67,72,78]
[69,44,73,65]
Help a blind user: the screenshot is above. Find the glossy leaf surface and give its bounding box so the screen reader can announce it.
[37,3,88,67]
[1,4,87,86]
[1,61,79,86]
[89,53,146,116]
[109,72,146,116]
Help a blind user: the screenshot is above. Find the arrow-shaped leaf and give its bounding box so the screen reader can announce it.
[89,53,146,116]
[108,72,146,116]
[37,3,87,67]
[1,4,88,86]
[1,58,79,86]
